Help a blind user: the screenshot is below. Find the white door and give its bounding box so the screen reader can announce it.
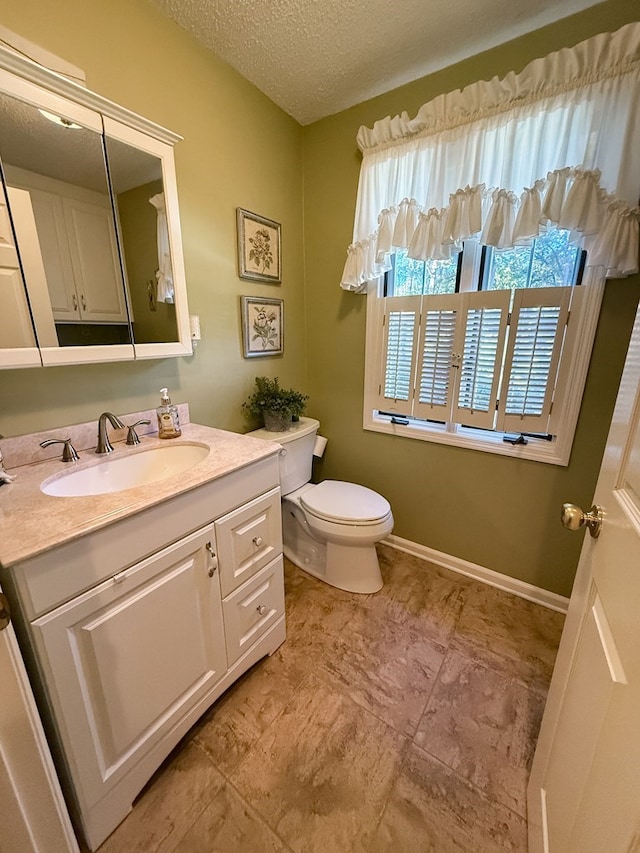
[528,305,640,852]
[0,589,78,853]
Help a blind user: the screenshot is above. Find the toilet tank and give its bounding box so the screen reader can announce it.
[246,417,319,495]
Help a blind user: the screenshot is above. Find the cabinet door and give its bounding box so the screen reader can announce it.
[28,188,78,320]
[62,197,128,322]
[31,524,226,807]
[216,487,282,597]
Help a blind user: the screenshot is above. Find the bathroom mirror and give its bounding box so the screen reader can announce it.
[104,134,179,346]
[0,89,134,360]
[0,48,192,368]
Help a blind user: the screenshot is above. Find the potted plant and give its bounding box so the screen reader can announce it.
[242,376,308,432]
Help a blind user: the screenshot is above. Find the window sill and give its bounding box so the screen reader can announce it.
[364,414,570,465]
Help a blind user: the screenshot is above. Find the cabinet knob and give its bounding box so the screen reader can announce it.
[72,294,78,312]
[252,536,263,547]
[256,604,267,616]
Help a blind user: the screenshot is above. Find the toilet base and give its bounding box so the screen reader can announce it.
[284,539,383,594]
[324,540,383,593]
[282,505,384,593]
[282,492,389,595]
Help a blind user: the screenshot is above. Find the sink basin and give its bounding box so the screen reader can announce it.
[41,443,210,497]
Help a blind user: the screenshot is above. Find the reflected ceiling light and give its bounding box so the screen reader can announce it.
[38,109,82,129]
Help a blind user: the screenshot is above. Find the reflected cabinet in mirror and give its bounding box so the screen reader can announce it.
[0,48,191,368]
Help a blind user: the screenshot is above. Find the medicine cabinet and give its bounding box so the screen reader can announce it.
[0,45,191,367]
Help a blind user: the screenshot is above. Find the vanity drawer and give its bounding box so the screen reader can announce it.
[223,556,284,666]
[215,487,282,597]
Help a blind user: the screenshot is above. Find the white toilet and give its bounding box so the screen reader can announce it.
[247,417,393,593]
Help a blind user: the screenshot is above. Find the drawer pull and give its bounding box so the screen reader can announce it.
[256,604,267,616]
[206,541,218,576]
[253,536,264,547]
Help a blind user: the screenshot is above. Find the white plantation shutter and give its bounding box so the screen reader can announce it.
[497,287,571,434]
[414,294,462,421]
[373,284,585,449]
[375,296,420,414]
[453,290,510,429]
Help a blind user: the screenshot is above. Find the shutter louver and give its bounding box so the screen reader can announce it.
[498,287,571,434]
[375,296,420,415]
[414,294,461,421]
[454,290,510,429]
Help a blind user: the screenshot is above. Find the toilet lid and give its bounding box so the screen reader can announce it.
[301,480,391,523]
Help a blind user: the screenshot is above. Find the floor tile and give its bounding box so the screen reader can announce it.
[363,545,467,645]
[230,672,408,853]
[191,651,303,777]
[415,650,545,817]
[171,782,291,853]
[319,602,445,735]
[451,583,564,694]
[97,742,224,853]
[279,574,361,668]
[368,744,528,853]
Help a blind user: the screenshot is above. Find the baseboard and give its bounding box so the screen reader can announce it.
[384,535,569,614]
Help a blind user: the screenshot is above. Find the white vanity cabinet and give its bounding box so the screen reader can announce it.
[4,454,285,851]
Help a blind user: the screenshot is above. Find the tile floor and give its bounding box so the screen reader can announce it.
[96,544,564,853]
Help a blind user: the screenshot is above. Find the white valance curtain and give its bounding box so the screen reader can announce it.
[341,23,640,292]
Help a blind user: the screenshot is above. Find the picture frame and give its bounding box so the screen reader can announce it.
[241,296,284,358]
[236,208,281,283]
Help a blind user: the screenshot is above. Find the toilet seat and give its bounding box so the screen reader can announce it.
[300,480,391,526]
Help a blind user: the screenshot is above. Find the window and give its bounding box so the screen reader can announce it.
[349,26,639,465]
[386,250,460,296]
[481,229,584,292]
[366,229,598,464]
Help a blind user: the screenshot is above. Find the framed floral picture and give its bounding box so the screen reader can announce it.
[236,208,281,283]
[241,296,284,357]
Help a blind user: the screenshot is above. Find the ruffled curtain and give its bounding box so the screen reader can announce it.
[341,23,640,292]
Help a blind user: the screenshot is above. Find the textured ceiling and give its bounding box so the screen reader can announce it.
[146,0,604,125]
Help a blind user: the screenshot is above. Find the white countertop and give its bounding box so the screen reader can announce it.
[0,423,279,568]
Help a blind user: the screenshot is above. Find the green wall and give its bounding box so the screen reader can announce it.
[302,0,640,597]
[0,0,305,436]
[1,0,639,597]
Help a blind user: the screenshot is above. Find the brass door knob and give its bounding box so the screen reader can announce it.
[0,593,11,631]
[561,503,604,539]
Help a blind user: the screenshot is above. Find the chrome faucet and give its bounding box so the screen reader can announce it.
[96,412,125,454]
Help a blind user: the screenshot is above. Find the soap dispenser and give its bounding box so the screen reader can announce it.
[156,388,181,439]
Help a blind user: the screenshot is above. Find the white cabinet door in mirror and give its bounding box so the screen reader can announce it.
[0,181,41,367]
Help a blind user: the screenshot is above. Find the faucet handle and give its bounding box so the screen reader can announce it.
[125,419,151,446]
[40,438,80,463]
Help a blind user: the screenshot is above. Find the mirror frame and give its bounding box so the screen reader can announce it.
[0,43,192,367]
